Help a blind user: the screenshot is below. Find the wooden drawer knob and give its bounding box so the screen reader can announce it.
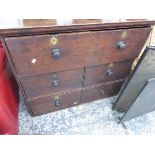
[52,74,60,87]
[54,95,61,106]
[52,48,61,59]
[54,99,61,106]
[117,41,126,50]
[52,79,59,87]
[100,90,105,95]
[106,69,114,76]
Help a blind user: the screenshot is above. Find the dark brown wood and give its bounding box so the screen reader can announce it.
[1,20,154,116]
[0,20,155,37]
[84,60,133,87]
[81,80,124,103]
[29,90,81,116]
[20,69,84,100]
[5,27,151,77]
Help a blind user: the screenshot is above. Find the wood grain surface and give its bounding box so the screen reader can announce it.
[21,69,84,100]
[2,20,154,115]
[83,60,133,87]
[81,80,124,103]
[5,27,151,77]
[29,91,82,116]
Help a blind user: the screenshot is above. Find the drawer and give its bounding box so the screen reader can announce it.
[20,69,84,100]
[28,91,81,116]
[5,27,151,77]
[84,60,133,87]
[81,80,124,103]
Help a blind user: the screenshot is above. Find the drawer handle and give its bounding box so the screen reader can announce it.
[52,79,60,87]
[52,48,61,59]
[54,99,61,106]
[106,69,113,76]
[100,90,105,95]
[52,74,60,87]
[54,95,61,106]
[117,41,126,50]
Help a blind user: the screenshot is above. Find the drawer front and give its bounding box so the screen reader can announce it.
[81,80,124,103]
[29,91,81,116]
[21,69,84,100]
[5,27,151,77]
[84,60,133,87]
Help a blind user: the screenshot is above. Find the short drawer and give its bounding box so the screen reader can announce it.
[5,27,151,77]
[28,91,81,116]
[83,60,133,87]
[20,69,84,100]
[81,80,124,103]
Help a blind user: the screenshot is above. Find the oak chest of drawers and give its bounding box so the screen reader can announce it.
[1,19,155,116]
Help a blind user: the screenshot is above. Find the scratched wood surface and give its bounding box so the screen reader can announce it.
[2,20,155,116]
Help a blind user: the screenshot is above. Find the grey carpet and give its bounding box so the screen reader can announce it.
[19,96,155,135]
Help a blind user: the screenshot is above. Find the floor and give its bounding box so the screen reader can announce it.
[19,95,155,135]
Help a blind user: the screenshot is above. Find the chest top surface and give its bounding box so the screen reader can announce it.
[0,19,155,37]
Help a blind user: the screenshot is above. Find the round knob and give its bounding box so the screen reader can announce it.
[100,90,105,96]
[52,74,60,87]
[106,69,113,76]
[52,80,59,87]
[117,41,126,50]
[54,99,61,106]
[52,49,61,59]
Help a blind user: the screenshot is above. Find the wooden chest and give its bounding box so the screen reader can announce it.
[0,19,154,116]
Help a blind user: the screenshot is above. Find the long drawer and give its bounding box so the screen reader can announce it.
[5,27,151,77]
[20,69,84,100]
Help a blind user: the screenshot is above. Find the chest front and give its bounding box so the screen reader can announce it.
[3,26,152,116]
